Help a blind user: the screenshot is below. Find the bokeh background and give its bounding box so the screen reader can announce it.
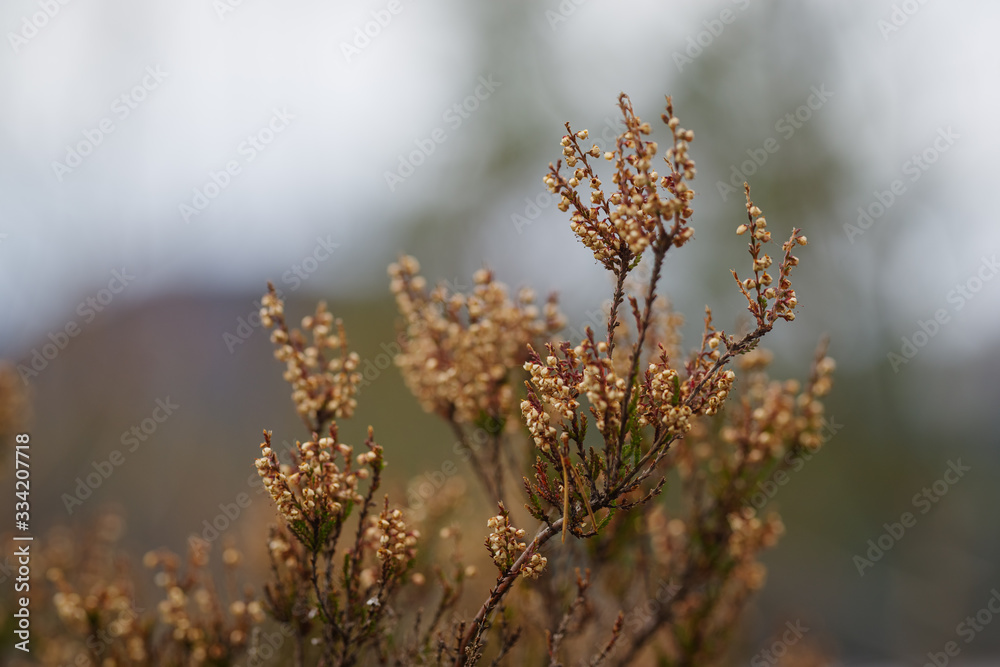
[2,0,999,663]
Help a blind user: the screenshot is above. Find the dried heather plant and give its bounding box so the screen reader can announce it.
[588,343,835,665]
[387,94,830,665]
[256,288,422,665]
[246,92,833,666]
[389,257,564,502]
[35,511,258,667]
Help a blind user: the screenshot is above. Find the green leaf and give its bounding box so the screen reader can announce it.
[342,551,353,588]
[628,417,643,469]
[525,485,545,521]
[616,390,645,474]
[287,519,312,550]
[316,518,337,549]
[619,443,632,476]
[628,251,644,271]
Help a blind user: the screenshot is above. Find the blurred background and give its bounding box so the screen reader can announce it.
[1,0,999,663]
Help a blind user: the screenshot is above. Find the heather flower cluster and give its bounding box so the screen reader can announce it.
[252,288,424,664]
[377,500,419,567]
[733,184,809,327]
[520,98,785,540]
[146,540,263,661]
[388,254,567,503]
[544,94,697,272]
[260,285,362,432]
[40,513,258,667]
[388,255,563,424]
[520,343,582,454]
[484,503,546,578]
[254,430,372,539]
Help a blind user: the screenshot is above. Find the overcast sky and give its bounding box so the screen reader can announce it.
[1,0,998,374]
